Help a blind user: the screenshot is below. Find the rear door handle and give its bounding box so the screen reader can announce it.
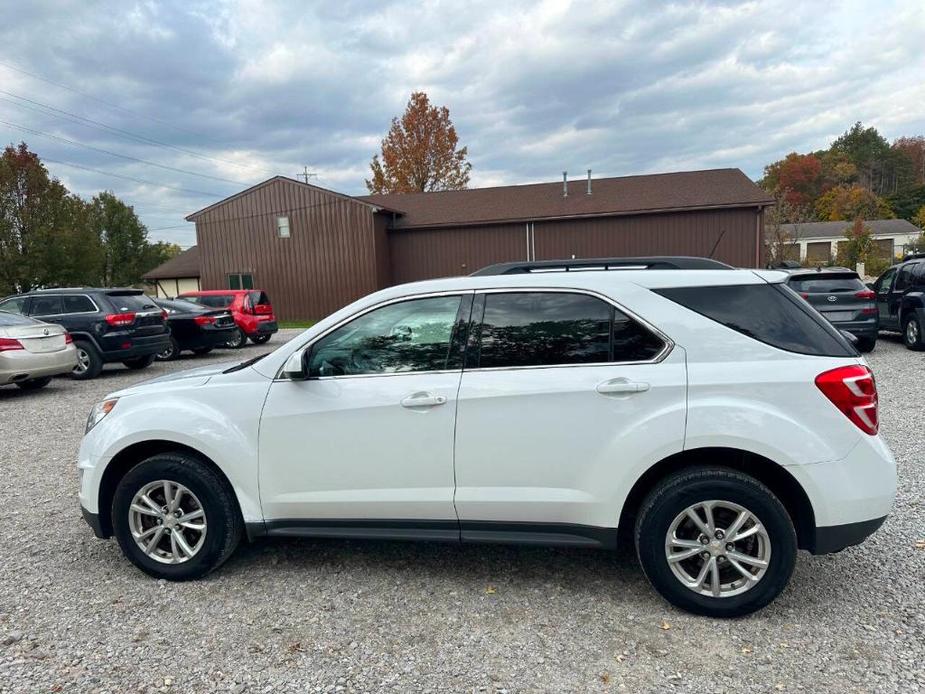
[596,378,650,395]
[400,392,448,408]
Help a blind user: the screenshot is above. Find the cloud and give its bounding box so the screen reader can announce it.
[0,0,923,246]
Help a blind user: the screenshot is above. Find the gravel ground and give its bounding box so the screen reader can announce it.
[0,329,923,693]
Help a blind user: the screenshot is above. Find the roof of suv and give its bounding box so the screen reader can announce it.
[15,287,145,295]
[179,290,261,296]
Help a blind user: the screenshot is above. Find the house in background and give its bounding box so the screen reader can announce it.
[142,245,201,298]
[779,219,923,264]
[143,168,774,320]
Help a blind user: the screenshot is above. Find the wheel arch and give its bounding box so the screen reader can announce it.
[96,440,241,538]
[617,447,816,551]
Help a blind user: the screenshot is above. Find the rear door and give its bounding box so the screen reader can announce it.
[453,289,687,541]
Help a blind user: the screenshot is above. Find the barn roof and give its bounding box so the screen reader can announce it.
[142,245,201,280]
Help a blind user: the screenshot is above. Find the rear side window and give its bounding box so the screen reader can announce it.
[61,295,97,313]
[29,296,63,316]
[474,292,665,369]
[894,265,913,292]
[654,284,856,357]
[787,274,864,294]
[189,295,235,309]
[249,291,270,306]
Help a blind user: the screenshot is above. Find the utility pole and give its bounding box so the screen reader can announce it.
[298,165,317,184]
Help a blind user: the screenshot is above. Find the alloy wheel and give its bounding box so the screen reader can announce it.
[73,347,91,374]
[907,319,920,346]
[157,343,175,360]
[128,480,207,564]
[664,500,771,598]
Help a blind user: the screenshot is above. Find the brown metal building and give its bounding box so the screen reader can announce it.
[170,168,772,320]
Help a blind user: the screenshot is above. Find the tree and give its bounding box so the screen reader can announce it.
[814,184,893,221]
[760,153,823,207]
[91,191,156,287]
[0,142,102,294]
[764,194,809,265]
[914,205,925,231]
[887,184,925,221]
[893,136,925,186]
[836,218,875,268]
[366,92,471,194]
[830,122,914,196]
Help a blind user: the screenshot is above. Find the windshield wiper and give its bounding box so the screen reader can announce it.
[223,353,268,374]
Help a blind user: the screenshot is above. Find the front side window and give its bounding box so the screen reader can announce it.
[876,268,896,294]
[474,292,664,369]
[308,295,463,377]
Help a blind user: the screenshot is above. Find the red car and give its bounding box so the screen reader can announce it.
[178,290,278,348]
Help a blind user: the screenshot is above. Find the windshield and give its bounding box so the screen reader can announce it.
[787,274,864,293]
[107,294,158,312]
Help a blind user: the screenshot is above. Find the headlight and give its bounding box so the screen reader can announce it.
[86,398,119,433]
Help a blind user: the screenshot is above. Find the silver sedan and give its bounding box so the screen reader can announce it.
[0,311,78,390]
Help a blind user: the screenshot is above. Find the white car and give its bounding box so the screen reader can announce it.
[78,257,895,617]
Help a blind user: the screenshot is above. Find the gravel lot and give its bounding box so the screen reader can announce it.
[0,329,923,693]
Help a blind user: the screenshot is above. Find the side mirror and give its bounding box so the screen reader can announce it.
[282,350,308,380]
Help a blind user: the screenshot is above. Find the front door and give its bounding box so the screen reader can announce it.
[874,267,897,329]
[258,294,470,530]
[453,290,687,542]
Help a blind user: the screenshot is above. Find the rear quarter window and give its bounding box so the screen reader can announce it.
[188,295,235,309]
[654,283,857,357]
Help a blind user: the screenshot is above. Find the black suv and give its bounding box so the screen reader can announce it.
[782,267,879,352]
[0,288,170,379]
[871,254,925,350]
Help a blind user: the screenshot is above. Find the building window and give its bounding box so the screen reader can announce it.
[277,216,290,238]
[229,273,254,290]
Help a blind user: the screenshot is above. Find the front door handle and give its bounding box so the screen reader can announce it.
[596,378,650,395]
[400,392,448,408]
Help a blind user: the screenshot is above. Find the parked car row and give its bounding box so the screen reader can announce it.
[0,287,278,387]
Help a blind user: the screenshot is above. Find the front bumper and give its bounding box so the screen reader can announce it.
[81,506,109,538]
[811,516,886,554]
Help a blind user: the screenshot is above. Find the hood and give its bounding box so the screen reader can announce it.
[106,361,240,398]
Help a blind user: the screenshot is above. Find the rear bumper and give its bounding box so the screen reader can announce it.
[829,318,878,339]
[100,333,171,362]
[810,516,886,554]
[251,320,278,336]
[176,328,236,350]
[0,345,77,384]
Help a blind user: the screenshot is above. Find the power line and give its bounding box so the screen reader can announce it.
[42,158,224,198]
[0,58,228,146]
[0,117,252,186]
[148,224,193,231]
[0,89,278,177]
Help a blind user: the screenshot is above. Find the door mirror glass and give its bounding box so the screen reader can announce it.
[282,350,307,380]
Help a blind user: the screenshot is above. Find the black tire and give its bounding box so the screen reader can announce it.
[111,453,243,581]
[249,334,271,345]
[902,314,924,350]
[16,376,52,390]
[226,328,246,349]
[156,336,180,361]
[856,336,876,353]
[192,347,213,356]
[635,466,797,618]
[71,341,104,380]
[123,354,156,369]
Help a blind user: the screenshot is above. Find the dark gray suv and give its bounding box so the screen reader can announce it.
[783,268,878,352]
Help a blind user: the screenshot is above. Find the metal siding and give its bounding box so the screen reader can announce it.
[196,178,378,320]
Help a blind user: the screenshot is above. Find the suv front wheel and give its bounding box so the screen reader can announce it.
[72,341,103,380]
[635,466,797,618]
[111,453,243,580]
[902,313,924,350]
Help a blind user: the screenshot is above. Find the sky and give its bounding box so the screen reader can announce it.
[2,0,924,248]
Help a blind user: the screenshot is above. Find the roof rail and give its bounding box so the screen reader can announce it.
[470,256,734,276]
[902,252,925,261]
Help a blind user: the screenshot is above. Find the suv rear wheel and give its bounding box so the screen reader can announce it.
[111,453,243,580]
[72,341,103,380]
[635,466,797,618]
[123,354,156,369]
[903,314,924,350]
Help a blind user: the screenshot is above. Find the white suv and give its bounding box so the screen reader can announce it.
[78,257,895,617]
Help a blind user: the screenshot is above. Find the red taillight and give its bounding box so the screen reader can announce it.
[815,365,878,435]
[854,289,876,300]
[105,312,136,327]
[193,315,215,326]
[799,292,809,300]
[0,337,24,352]
[65,332,73,344]
[161,309,169,321]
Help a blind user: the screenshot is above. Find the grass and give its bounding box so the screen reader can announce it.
[278,320,317,329]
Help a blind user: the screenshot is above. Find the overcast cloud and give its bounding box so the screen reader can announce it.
[1,0,923,247]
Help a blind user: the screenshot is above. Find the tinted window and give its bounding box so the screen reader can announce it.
[188,294,235,309]
[787,274,864,293]
[895,265,913,292]
[654,284,856,357]
[30,296,63,316]
[308,295,463,377]
[61,295,96,313]
[911,262,925,282]
[107,294,157,312]
[0,297,26,314]
[876,268,896,294]
[474,292,663,368]
[0,311,37,326]
[156,299,201,314]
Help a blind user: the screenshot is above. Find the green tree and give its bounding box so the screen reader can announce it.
[887,184,925,221]
[814,184,893,221]
[831,122,914,196]
[836,218,875,267]
[91,191,153,287]
[0,142,102,294]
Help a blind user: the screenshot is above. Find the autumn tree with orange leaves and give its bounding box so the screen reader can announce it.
[366,92,471,194]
